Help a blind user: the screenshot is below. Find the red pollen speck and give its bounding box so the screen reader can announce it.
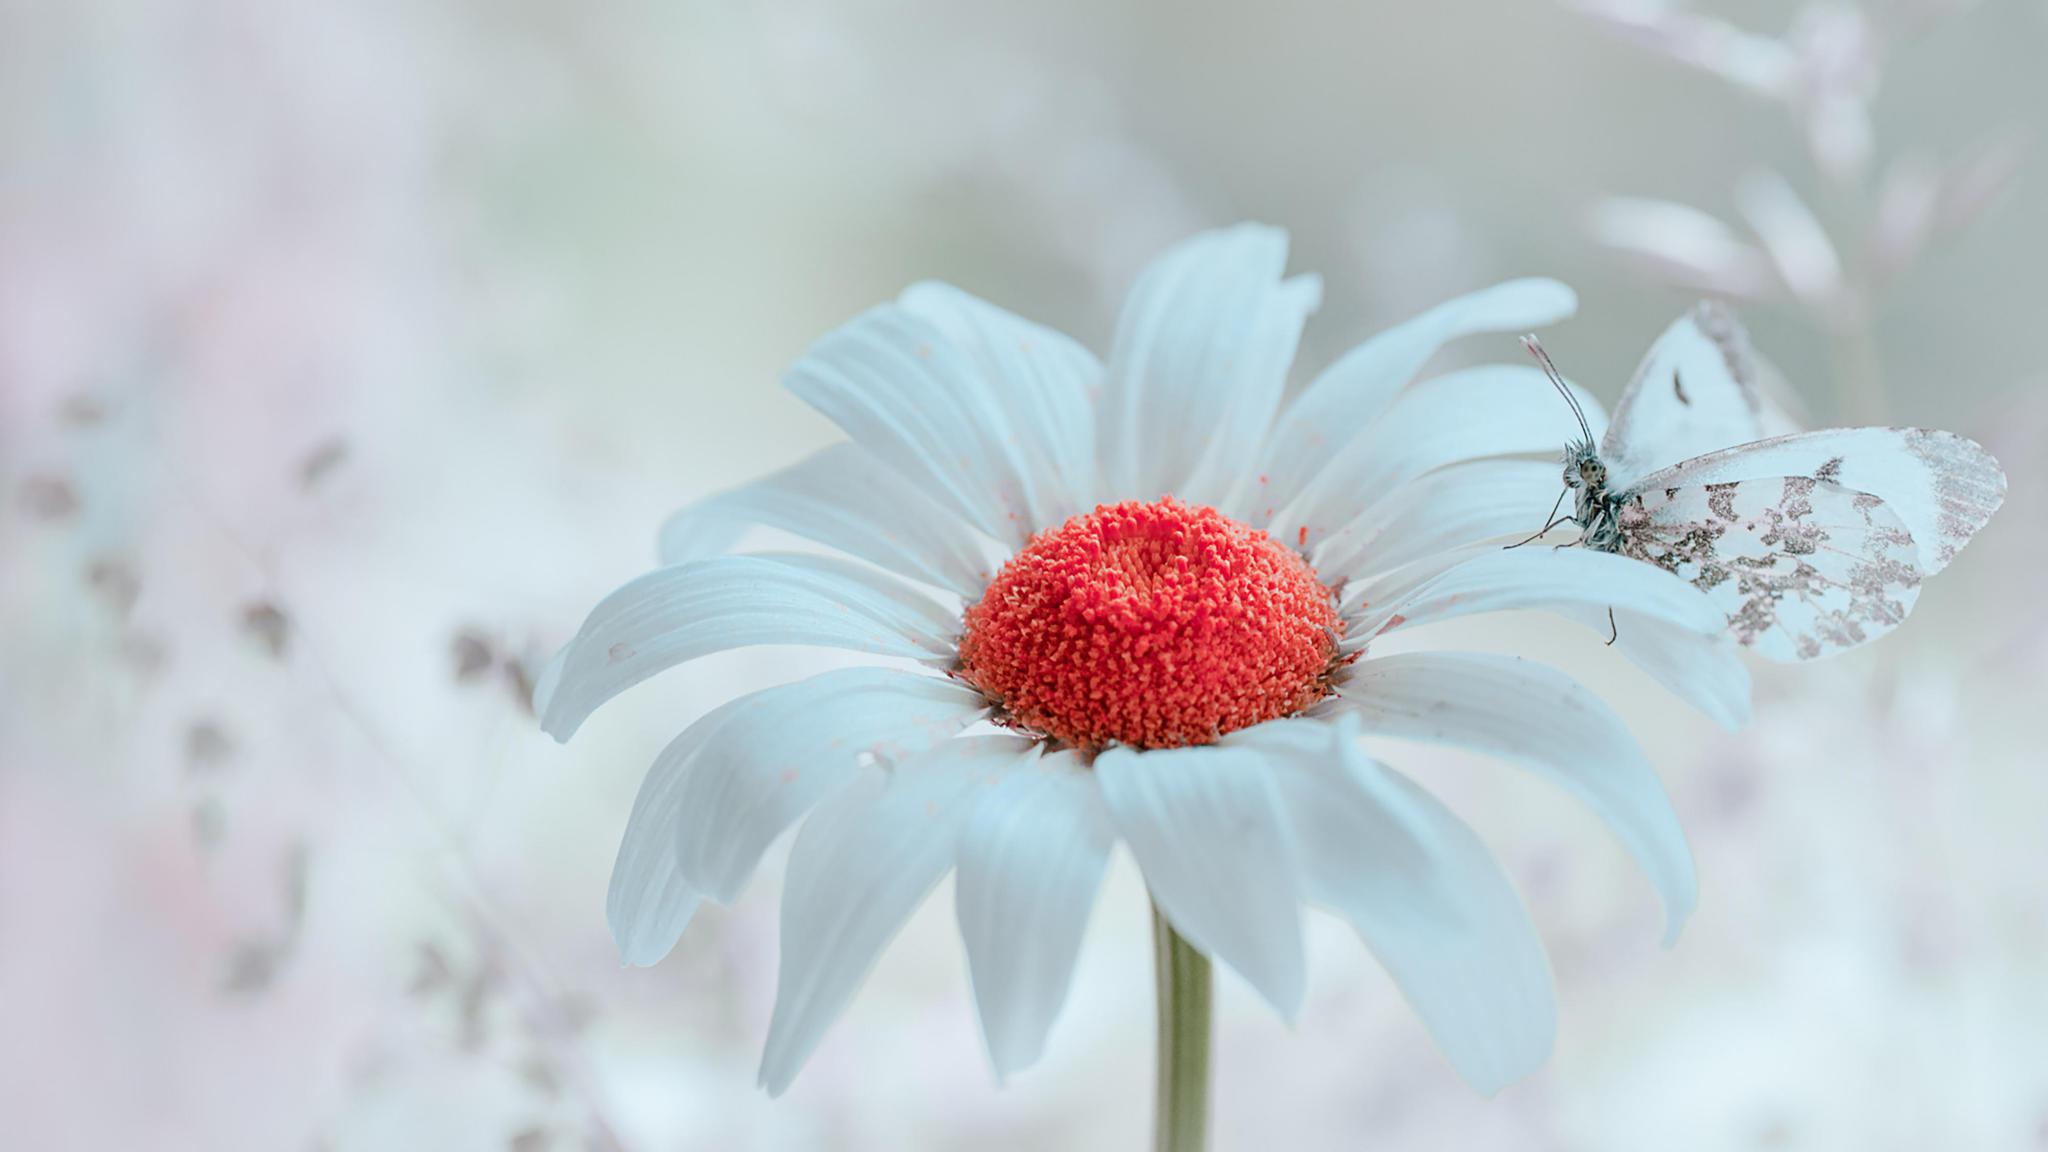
[956,498,1343,751]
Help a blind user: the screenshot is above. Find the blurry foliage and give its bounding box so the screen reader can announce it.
[2,1,2041,1148]
[17,474,80,521]
[451,626,544,716]
[241,601,294,661]
[1572,0,2025,421]
[221,842,310,998]
[298,437,352,493]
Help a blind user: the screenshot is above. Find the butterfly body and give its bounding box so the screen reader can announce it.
[1561,435,1627,554]
[1525,303,2004,662]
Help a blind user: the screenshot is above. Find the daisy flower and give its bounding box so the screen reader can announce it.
[538,225,1736,1139]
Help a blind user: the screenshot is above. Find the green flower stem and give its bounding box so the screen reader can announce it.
[1152,902,1213,1152]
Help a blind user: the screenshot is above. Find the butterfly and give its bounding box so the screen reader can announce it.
[1522,302,2006,661]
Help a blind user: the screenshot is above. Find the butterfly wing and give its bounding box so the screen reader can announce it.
[1618,479,1922,661]
[1627,428,2005,574]
[1602,301,1769,489]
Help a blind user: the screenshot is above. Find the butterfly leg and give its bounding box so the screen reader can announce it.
[1604,606,1618,646]
[1504,489,1571,550]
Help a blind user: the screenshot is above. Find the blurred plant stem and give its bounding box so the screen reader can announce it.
[1152,903,1212,1152]
[1820,168,1890,428]
[1829,303,1888,426]
[165,469,635,1152]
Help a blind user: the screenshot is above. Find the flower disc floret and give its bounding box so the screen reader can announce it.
[957,498,1342,750]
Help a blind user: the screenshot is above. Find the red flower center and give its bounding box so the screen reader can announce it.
[957,498,1343,751]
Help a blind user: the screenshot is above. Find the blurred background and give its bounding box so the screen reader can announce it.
[4,1,2045,1148]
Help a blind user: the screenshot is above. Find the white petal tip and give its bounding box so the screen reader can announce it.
[701,877,746,906]
[1286,273,1325,314]
[610,934,677,969]
[1457,1051,1549,1098]
[1463,277,1579,332]
[1469,1077,1512,1099]
[1660,914,1693,950]
[538,709,579,743]
[985,1045,1037,1084]
[1660,873,1700,947]
[1260,981,1308,1026]
[532,647,568,721]
[1512,277,1580,322]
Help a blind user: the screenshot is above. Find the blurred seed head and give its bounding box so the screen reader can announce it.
[452,629,497,681]
[222,942,283,997]
[59,391,109,429]
[18,474,80,521]
[184,717,238,773]
[85,556,142,619]
[241,601,292,660]
[298,437,350,492]
[119,631,171,677]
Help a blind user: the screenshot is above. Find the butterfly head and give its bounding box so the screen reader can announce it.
[1562,439,1607,492]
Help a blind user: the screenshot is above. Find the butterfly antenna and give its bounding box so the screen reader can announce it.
[1522,334,1593,444]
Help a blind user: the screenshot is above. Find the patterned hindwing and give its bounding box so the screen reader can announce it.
[1616,477,1924,662]
[1625,428,2005,576]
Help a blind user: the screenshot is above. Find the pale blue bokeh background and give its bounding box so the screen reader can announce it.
[4,2,2045,1149]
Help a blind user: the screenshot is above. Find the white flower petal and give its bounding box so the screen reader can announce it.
[1337,547,1748,726]
[954,749,1116,1079]
[656,443,1001,599]
[1348,546,1724,649]
[786,305,1069,547]
[1335,538,1488,621]
[1314,459,1567,585]
[1272,366,1609,554]
[538,554,957,741]
[1096,224,1319,507]
[758,736,1037,1096]
[898,281,1101,523]
[1560,605,1753,730]
[1095,731,1307,1019]
[607,857,699,968]
[1247,278,1577,525]
[663,668,987,905]
[1331,651,1696,942]
[1254,715,1556,1096]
